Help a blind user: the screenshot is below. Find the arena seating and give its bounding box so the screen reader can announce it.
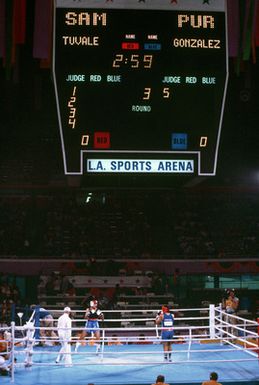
[1,190,259,259]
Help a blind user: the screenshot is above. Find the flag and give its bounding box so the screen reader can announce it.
[242,0,256,60]
[227,0,240,57]
[13,0,26,44]
[33,0,53,61]
[0,0,5,58]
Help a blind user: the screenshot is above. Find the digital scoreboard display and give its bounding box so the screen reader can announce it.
[53,0,228,176]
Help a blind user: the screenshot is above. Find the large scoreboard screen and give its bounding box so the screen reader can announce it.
[53,0,228,176]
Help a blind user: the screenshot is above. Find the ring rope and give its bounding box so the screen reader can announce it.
[1,304,258,381]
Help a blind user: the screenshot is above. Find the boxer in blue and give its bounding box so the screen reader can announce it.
[75,299,104,354]
[156,305,174,362]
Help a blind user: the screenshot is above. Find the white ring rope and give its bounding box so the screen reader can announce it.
[0,304,258,381]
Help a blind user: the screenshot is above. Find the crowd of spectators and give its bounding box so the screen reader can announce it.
[36,268,173,306]
[0,276,22,325]
[0,137,62,186]
[1,190,259,259]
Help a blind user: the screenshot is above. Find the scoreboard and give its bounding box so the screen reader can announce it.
[53,0,228,176]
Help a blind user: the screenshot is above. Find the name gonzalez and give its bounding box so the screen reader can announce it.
[87,159,194,173]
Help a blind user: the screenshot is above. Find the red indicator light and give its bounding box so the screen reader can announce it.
[122,42,139,50]
[93,132,111,149]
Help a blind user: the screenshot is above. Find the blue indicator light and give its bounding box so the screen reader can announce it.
[171,133,188,150]
[144,43,161,50]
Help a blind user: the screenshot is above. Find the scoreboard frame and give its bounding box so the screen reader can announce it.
[53,0,229,176]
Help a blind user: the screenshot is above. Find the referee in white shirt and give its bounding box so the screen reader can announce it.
[56,307,72,366]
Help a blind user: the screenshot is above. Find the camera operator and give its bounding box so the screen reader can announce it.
[222,289,239,340]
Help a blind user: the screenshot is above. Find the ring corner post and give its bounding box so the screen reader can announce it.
[34,305,41,342]
[10,321,15,383]
[209,304,215,339]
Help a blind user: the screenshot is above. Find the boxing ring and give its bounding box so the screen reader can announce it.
[1,305,259,385]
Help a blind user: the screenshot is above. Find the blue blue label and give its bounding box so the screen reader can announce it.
[171,133,188,150]
[144,43,161,50]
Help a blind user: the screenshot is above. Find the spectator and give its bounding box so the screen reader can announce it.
[0,355,10,376]
[107,334,122,346]
[137,333,150,345]
[222,289,239,315]
[152,374,169,385]
[60,274,70,294]
[202,372,222,385]
[66,279,76,297]
[222,289,239,338]
[45,275,55,296]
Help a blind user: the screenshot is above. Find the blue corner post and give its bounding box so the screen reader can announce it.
[24,304,29,321]
[34,305,41,341]
[11,303,16,322]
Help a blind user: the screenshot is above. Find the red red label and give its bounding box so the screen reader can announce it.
[121,42,139,50]
[93,132,111,149]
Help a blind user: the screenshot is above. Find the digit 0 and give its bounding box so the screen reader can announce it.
[81,135,90,146]
[200,136,208,147]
